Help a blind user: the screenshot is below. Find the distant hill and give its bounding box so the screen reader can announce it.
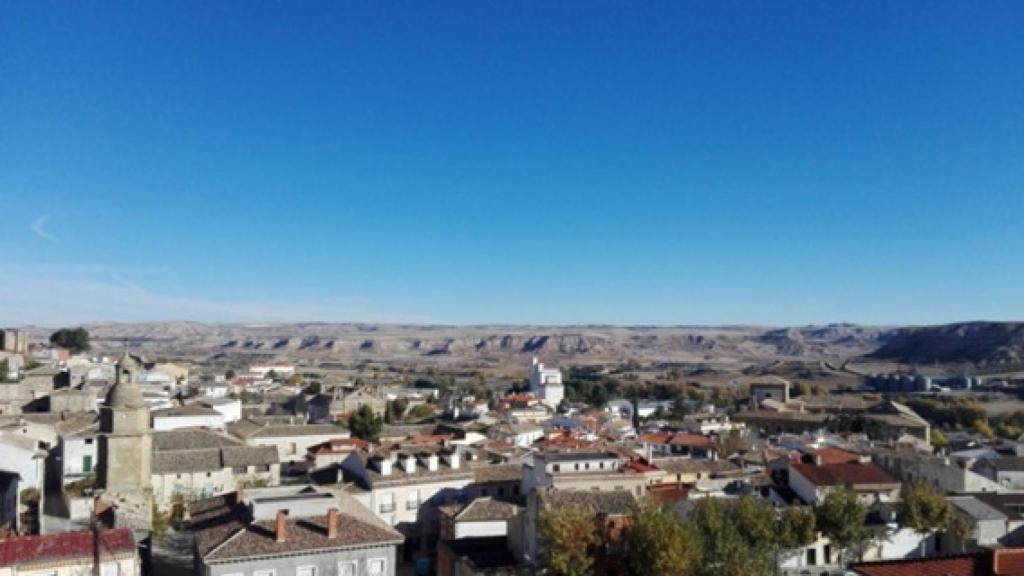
[21,321,894,366]
[868,321,1024,366]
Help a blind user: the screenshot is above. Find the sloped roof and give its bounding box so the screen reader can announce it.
[790,461,898,488]
[0,529,136,567]
[537,489,635,516]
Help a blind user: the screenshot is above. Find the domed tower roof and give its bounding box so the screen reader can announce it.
[106,380,146,410]
[117,351,141,369]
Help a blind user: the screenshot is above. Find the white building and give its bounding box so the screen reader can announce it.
[530,357,564,410]
[248,363,295,378]
[152,404,226,431]
[0,433,46,491]
[201,397,242,423]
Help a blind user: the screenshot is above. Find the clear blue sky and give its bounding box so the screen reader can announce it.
[2,2,1022,326]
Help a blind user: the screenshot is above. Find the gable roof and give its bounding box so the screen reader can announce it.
[852,548,1024,576]
[537,489,635,516]
[790,461,898,488]
[0,529,136,568]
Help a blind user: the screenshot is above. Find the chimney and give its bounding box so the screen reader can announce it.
[327,507,339,539]
[427,454,439,471]
[235,485,245,505]
[403,454,416,474]
[379,457,393,476]
[449,451,461,470]
[275,510,288,543]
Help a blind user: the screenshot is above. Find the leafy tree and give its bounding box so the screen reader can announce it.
[931,428,948,450]
[225,369,236,380]
[716,430,745,459]
[622,498,699,576]
[49,327,90,354]
[266,369,278,381]
[974,419,996,440]
[406,403,436,420]
[816,486,872,564]
[285,373,304,387]
[540,506,598,576]
[898,482,954,535]
[776,506,816,549]
[151,505,171,538]
[347,404,383,442]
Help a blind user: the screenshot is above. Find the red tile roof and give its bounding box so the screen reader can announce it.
[791,461,898,488]
[850,549,1024,576]
[639,432,715,448]
[811,446,863,465]
[0,529,136,567]
[994,549,1024,575]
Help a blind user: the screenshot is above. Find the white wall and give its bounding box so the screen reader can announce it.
[455,520,508,539]
[153,414,225,431]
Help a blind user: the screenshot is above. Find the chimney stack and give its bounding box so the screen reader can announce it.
[275,510,288,543]
[327,507,339,539]
[236,484,245,505]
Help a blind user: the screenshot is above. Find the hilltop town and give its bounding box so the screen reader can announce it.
[2,324,1024,576]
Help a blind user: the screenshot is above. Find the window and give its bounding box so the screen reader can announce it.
[288,442,298,455]
[296,566,317,576]
[481,488,489,497]
[84,438,94,445]
[552,464,560,472]
[205,472,212,478]
[407,490,420,510]
[232,466,246,474]
[367,558,386,576]
[380,493,395,513]
[257,464,271,473]
[337,562,356,576]
[806,549,816,566]
[83,455,93,473]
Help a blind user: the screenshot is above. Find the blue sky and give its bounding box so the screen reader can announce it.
[2,2,1022,326]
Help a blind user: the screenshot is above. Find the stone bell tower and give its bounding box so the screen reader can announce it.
[97,352,153,531]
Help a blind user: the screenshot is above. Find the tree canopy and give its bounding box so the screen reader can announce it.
[347,404,383,442]
[540,506,598,576]
[49,327,90,354]
[622,498,700,576]
[816,486,872,563]
[898,482,954,534]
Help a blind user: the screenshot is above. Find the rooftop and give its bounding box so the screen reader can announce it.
[0,529,136,568]
[790,461,898,488]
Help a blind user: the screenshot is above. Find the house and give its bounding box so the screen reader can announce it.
[151,429,279,508]
[439,497,521,540]
[152,404,226,431]
[946,493,1024,550]
[0,434,45,492]
[200,397,242,423]
[489,422,544,449]
[650,458,741,487]
[682,411,745,435]
[732,409,829,435]
[0,528,140,576]
[191,487,403,576]
[247,363,295,378]
[196,381,231,399]
[522,451,659,497]
[55,415,100,486]
[748,377,791,406]
[788,460,900,505]
[227,418,348,463]
[638,431,717,459]
[332,387,387,419]
[307,438,371,471]
[975,457,1024,489]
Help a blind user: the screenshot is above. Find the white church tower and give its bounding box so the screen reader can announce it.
[530,357,564,410]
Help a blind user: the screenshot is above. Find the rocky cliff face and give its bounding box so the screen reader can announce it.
[868,321,1024,366]
[24,321,895,365]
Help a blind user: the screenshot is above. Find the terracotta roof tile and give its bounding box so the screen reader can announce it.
[0,529,136,567]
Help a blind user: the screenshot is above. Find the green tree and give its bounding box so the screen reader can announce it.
[931,428,948,450]
[540,506,598,576]
[347,404,383,442]
[898,482,954,535]
[285,373,304,387]
[266,369,278,381]
[225,369,236,380]
[622,498,700,576]
[817,486,872,564]
[406,403,436,420]
[49,327,90,354]
[716,430,746,459]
